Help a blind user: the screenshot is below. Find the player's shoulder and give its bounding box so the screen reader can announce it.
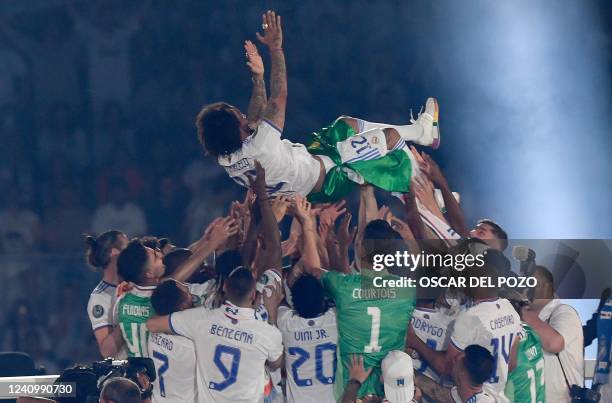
[88,282,115,309]
[91,280,116,296]
[277,305,294,328]
[256,119,283,136]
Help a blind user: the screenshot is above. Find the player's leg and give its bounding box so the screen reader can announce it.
[334,127,407,165]
[339,97,440,149]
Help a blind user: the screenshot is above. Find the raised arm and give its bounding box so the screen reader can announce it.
[169,217,238,283]
[422,152,468,237]
[336,213,356,273]
[293,195,322,275]
[256,10,287,131]
[247,161,282,277]
[244,41,268,125]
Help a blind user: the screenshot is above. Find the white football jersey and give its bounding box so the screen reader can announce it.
[87,281,128,359]
[149,332,198,403]
[277,306,338,403]
[218,120,321,196]
[169,303,283,403]
[87,281,117,331]
[450,386,497,403]
[450,298,521,403]
[410,306,455,385]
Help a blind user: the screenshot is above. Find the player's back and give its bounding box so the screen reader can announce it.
[115,285,156,357]
[321,271,416,397]
[505,323,545,403]
[411,306,455,385]
[149,332,198,403]
[450,298,521,403]
[169,303,283,403]
[278,306,338,403]
[217,120,320,196]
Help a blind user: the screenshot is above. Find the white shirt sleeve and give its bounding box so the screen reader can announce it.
[450,311,485,351]
[263,324,284,362]
[87,292,114,330]
[548,304,582,346]
[169,306,204,339]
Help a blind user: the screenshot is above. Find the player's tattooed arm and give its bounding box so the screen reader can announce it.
[413,373,453,403]
[257,10,287,131]
[245,40,268,125]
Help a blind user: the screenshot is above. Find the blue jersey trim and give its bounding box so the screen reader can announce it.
[262,119,283,134]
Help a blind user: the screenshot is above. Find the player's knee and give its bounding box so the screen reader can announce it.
[383,127,401,149]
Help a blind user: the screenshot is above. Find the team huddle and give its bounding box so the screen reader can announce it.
[83,10,598,403]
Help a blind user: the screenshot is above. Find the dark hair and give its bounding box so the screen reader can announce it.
[162,248,192,277]
[216,250,243,278]
[85,230,125,269]
[140,236,170,251]
[151,281,185,315]
[117,239,149,285]
[224,266,255,305]
[206,250,243,308]
[195,102,243,157]
[362,219,405,271]
[463,345,495,386]
[100,377,142,403]
[477,219,508,251]
[292,274,328,318]
[533,265,554,287]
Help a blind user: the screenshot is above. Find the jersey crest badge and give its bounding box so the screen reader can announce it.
[92,304,105,318]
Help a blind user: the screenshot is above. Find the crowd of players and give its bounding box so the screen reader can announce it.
[79,159,611,403]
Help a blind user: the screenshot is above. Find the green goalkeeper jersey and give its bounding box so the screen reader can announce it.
[505,323,546,403]
[116,285,156,357]
[321,270,416,398]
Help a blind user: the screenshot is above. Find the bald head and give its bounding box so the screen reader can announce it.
[99,377,141,403]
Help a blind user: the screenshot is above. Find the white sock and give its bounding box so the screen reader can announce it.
[355,118,423,142]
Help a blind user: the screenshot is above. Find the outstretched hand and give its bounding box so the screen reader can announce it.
[421,152,447,187]
[319,200,347,227]
[204,216,239,250]
[292,195,312,224]
[337,213,357,247]
[348,355,372,384]
[244,40,264,77]
[256,10,283,50]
